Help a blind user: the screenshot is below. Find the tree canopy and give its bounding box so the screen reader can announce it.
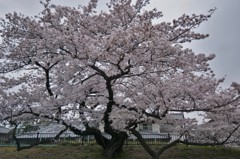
[1,0,240,158]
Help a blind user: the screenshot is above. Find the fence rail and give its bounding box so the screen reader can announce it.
[0,132,186,146]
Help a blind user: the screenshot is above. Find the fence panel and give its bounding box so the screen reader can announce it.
[0,133,186,146]
[0,134,14,145]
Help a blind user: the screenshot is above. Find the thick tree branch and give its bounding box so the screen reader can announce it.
[10,121,68,151]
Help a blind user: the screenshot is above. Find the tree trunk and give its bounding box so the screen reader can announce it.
[130,129,182,159]
[102,135,127,158]
[130,129,159,159]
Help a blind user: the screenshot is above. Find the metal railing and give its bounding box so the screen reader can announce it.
[0,132,186,146]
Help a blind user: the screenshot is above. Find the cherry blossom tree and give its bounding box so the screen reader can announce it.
[1,0,240,158]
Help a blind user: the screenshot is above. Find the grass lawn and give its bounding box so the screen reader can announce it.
[0,144,240,159]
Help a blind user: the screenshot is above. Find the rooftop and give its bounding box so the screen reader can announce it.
[0,126,11,134]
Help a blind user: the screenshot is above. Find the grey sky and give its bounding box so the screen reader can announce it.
[0,0,240,87]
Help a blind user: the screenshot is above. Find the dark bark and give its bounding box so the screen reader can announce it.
[35,61,60,96]
[68,124,109,149]
[130,129,159,159]
[10,122,68,151]
[71,123,128,158]
[130,129,180,159]
[102,133,128,158]
[68,122,127,158]
[88,60,132,158]
[131,126,240,159]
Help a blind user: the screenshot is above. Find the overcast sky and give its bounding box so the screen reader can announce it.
[0,0,240,88]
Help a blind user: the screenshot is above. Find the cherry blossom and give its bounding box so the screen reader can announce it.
[0,0,240,158]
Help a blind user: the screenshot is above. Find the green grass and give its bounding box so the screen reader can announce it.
[0,144,240,159]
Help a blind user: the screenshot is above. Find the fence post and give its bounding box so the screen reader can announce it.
[37,132,39,142]
[81,136,84,146]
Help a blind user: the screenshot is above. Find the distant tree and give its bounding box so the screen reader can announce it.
[1,0,240,158]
